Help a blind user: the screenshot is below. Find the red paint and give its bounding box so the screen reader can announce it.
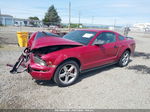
[27,30,135,80]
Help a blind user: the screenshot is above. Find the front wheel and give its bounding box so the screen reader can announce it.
[118,50,130,67]
[53,60,79,87]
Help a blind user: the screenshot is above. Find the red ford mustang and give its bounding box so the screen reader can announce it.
[10,29,136,87]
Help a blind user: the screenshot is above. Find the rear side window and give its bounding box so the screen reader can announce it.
[95,32,116,43]
[118,35,125,40]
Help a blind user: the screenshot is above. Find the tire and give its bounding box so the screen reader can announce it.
[118,50,130,67]
[53,60,79,87]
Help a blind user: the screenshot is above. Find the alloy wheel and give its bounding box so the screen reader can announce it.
[121,52,130,66]
[58,64,78,85]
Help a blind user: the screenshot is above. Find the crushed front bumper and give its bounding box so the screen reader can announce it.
[28,63,56,80]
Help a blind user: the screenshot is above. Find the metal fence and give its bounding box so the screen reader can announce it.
[0,25,150,34]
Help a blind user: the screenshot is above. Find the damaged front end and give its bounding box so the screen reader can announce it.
[8,45,81,74]
[8,31,83,75]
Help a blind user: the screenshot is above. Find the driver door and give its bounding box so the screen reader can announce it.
[94,32,119,64]
[81,32,119,70]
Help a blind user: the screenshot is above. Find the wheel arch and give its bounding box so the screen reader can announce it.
[118,47,131,59]
[59,57,81,68]
[125,48,131,54]
[118,48,131,67]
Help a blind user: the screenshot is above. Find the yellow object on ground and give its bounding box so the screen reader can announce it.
[17,32,28,47]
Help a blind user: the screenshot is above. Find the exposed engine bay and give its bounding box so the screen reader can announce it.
[31,45,80,55]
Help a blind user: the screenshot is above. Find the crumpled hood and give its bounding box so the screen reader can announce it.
[31,37,83,50]
[31,36,83,50]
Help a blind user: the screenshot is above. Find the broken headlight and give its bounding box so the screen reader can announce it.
[34,55,47,66]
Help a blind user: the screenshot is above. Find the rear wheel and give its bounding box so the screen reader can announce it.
[118,50,130,67]
[53,60,79,87]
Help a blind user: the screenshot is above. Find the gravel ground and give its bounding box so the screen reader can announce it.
[0,31,150,109]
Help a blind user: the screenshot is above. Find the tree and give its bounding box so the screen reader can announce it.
[28,16,39,20]
[43,5,61,26]
[28,16,39,26]
[70,23,83,28]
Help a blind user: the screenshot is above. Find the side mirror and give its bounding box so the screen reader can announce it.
[93,40,106,46]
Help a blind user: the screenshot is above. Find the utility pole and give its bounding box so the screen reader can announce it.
[92,16,94,26]
[0,8,1,18]
[68,1,71,31]
[78,11,80,28]
[114,18,116,30]
[0,9,2,25]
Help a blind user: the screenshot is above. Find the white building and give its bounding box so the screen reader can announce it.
[132,23,150,32]
[14,18,27,26]
[14,18,42,27]
[0,13,42,26]
[0,14,14,26]
[133,23,150,29]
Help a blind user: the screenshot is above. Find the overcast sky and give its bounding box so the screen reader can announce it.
[0,0,150,25]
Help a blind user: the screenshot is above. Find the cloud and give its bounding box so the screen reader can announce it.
[0,0,150,25]
[107,3,134,8]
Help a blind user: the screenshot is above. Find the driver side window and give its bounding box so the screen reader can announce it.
[94,32,116,44]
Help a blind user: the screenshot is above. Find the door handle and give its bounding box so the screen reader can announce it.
[114,45,118,48]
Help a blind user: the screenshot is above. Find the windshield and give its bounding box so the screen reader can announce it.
[35,32,60,40]
[63,30,97,45]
